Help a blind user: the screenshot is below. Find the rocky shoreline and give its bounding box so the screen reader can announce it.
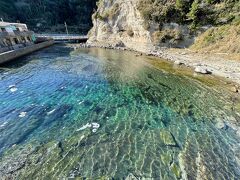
[70,43,240,93]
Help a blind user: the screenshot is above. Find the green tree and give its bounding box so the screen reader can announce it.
[0,0,17,21]
[187,0,201,26]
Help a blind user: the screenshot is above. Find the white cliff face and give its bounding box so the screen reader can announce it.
[87,0,154,52]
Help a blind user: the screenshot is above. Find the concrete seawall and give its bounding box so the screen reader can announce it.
[0,40,54,65]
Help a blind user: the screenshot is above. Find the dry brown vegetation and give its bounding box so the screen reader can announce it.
[192,22,240,55]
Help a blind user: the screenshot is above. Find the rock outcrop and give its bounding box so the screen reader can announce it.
[87,0,154,52]
[87,0,198,52]
[87,0,239,54]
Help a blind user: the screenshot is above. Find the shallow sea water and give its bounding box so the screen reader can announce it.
[0,46,240,179]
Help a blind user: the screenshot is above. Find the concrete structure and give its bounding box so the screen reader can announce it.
[0,40,54,65]
[0,22,35,53]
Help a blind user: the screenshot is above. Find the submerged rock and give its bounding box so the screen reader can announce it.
[9,85,18,93]
[160,130,177,147]
[76,122,100,132]
[19,112,27,118]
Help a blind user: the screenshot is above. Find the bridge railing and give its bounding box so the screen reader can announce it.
[35,34,88,40]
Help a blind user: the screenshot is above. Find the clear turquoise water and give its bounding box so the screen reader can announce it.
[0,46,239,179]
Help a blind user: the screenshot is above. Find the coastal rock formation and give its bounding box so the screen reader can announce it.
[87,0,191,51]
[88,0,239,54]
[87,0,154,52]
[87,0,196,51]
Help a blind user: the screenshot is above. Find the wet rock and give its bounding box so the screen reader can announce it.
[9,85,18,93]
[194,66,211,74]
[19,112,27,118]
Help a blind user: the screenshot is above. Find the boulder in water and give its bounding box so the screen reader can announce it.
[9,85,18,93]
[19,112,27,118]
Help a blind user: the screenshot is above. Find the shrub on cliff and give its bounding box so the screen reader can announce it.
[153,29,182,46]
[191,21,240,53]
[137,0,239,29]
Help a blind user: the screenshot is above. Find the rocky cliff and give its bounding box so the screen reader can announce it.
[88,0,154,52]
[88,0,240,53]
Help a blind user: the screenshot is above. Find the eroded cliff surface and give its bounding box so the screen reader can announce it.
[88,0,240,53]
[88,0,154,52]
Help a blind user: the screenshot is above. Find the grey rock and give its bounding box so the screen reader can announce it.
[194,66,211,74]
[174,60,184,65]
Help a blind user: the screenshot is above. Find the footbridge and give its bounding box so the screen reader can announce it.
[35,34,88,43]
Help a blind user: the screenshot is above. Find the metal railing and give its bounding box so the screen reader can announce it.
[13,30,34,36]
[35,34,88,41]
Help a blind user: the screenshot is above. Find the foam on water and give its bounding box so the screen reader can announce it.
[0,46,239,179]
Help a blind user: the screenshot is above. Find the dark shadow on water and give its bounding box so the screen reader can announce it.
[0,45,73,70]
